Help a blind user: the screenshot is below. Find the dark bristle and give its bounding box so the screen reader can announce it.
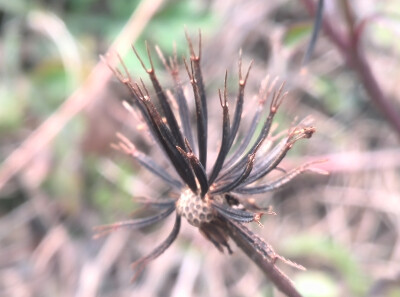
[93,204,176,239]
[129,146,182,188]
[131,214,181,282]
[136,86,198,193]
[235,161,322,194]
[228,56,253,149]
[199,221,232,254]
[217,84,286,183]
[138,44,187,149]
[208,86,231,186]
[221,102,264,171]
[156,46,195,150]
[211,201,258,223]
[133,196,177,208]
[185,32,208,168]
[224,218,277,261]
[176,145,208,197]
[239,138,287,186]
[212,153,256,194]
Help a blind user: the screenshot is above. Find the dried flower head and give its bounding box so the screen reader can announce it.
[95,31,325,289]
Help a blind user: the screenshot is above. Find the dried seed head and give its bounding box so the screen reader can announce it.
[98,31,325,287]
[176,188,214,227]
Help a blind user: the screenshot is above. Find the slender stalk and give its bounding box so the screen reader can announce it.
[224,219,303,297]
[300,0,400,137]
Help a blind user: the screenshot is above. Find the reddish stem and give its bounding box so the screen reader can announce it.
[300,0,400,136]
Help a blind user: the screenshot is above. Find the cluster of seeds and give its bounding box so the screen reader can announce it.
[176,188,214,227]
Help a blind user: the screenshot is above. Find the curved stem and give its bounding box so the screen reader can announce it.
[223,218,303,297]
[300,0,400,137]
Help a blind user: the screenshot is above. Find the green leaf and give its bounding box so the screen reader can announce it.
[0,87,24,131]
[295,271,339,297]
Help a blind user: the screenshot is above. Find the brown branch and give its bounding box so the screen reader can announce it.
[223,220,303,297]
[0,0,165,192]
[300,0,400,137]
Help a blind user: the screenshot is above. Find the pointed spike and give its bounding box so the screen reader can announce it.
[176,145,186,156]
[102,56,125,82]
[212,151,255,194]
[224,70,228,105]
[190,60,195,77]
[110,143,121,152]
[134,82,144,98]
[198,29,202,60]
[117,53,133,82]
[184,138,193,153]
[139,78,150,98]
[183,57,193,80]
[238,49,243,81]
[275,254,307,271]
[172,42,177,61]
[211,201,259,223]
[116,132,135,151]
[218,89,223,107]
[145,41,155,73]
[268,76,279,93]
[155,45,171,73]
[168,56,174,68]
[243,60,253,85]
[132,45,149,72]
[184,29,195,57]
[93,205,175,238]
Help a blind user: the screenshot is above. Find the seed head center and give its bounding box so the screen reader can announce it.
[176,188,214,227]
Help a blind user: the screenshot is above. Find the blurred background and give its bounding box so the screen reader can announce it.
[1,0,400,296]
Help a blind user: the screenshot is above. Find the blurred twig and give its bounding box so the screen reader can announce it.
[298,148,400,173]
[300,0,400,137]
[0,0,165,192]
[75,230,130,297]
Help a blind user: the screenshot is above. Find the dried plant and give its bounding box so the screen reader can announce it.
[95,31,325,297]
